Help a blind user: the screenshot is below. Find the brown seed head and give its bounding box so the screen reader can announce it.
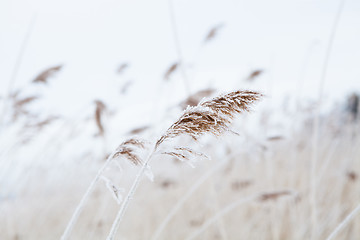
[180,88,215,109]
[247,70,263,81]
[94,100,106,136]
[113,138,146,165]
[259,190,292,202]
[200,90,262,119]
[156,90,262,149]
[33,65,62,84]
[164,62,179,81]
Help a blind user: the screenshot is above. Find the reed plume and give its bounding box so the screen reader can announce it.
[156,90,262,148]
[94,100,106,136]
[180,88,215,109]
[246,69,263,81]
[113,138,146,165]
[164,62,179,81]
[33,65,62,84]
[60,137,146,240]
[106,90,262,240]
[117,63,129,74]
[204,23,224,43]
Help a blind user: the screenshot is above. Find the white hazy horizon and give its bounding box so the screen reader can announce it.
[1,0,360,119]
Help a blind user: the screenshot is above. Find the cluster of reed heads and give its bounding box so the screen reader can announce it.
[61,90,263,240]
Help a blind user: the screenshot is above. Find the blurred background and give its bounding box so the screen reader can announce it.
[1,0,360,239]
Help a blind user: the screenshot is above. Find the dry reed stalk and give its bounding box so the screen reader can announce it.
[120,80,133,94]
[14,96,38,108]
[157,90,262,147]
[326,203,360,240]
[311,1,346,238]
[184,190,296,240]
[258,190,293,202]
[117,63,129,74]
[180,88,215,109]
[267,135,284,141]
[0,15,36,128]
[246,69,263,81]
[12,95,38,120]
[32,65,62,84]
[127,125,150,135]
[204,24,224,43]
[94,100,106,136]
[113,138,146,165]
[60,138,146,240]
[106,90,262,240]
[152,146,257,240]
[167,0,191,94]
[164,62,179,81]
[346,171,357,182]
[24,116,58,130]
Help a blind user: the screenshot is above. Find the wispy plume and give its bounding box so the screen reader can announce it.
[33,65,62,84]
[164,62,179,81]
[156,90,262,148]
[204,23,225,43]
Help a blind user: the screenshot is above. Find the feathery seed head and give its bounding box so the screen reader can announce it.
[155,90,262,149]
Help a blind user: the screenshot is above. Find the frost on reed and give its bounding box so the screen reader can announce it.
[113,138,146,165]
[60,137,146,240]
[62,90,262,240]
[106,90,262,240]
[156,90,262,148]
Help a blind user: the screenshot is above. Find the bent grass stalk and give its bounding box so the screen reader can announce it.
[61,138,145,240]
[106,90,262,239]
[151,158,228,240]
[326,203,360,240]
[106,148,156,240]
[184,194,259,240]
[311,0,346,238]
[61,152,116,240]
[184,190,295,240]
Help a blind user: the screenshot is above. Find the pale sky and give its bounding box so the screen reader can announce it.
[1,0,360,118]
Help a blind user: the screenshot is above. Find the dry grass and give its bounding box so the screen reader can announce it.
[163,62,179,81]
[94,100,106,137]
[2,84,360,240]
[32,65,62,84]
[1,117,359,240]
[156,90,262,147]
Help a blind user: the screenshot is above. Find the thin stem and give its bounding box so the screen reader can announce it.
[184,194,259,240]
[0,15,37,128]
[168,0,191,95]
[326,203,360,240]
[61,152,116,240]
[151,159,227,240]
[106,147,156,240]
[310,0,346,238]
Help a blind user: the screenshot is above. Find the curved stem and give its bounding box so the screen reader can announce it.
[61,152,116,240]
[0,15,36,128]
[168,0,191,95]
[326,203,360,240]
[151,159,226,240]
[106,148,156,240]
[184,194,259,240]
[310,0,346,238]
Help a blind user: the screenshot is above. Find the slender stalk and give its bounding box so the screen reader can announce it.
[106,147,156,240]
[310,0,346,238]
[151,159,227,240]
[326,203,360,240]
[0,15,36,128]
[184,194,259,240]
[168,0,191,95]
[61,152,116,240]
